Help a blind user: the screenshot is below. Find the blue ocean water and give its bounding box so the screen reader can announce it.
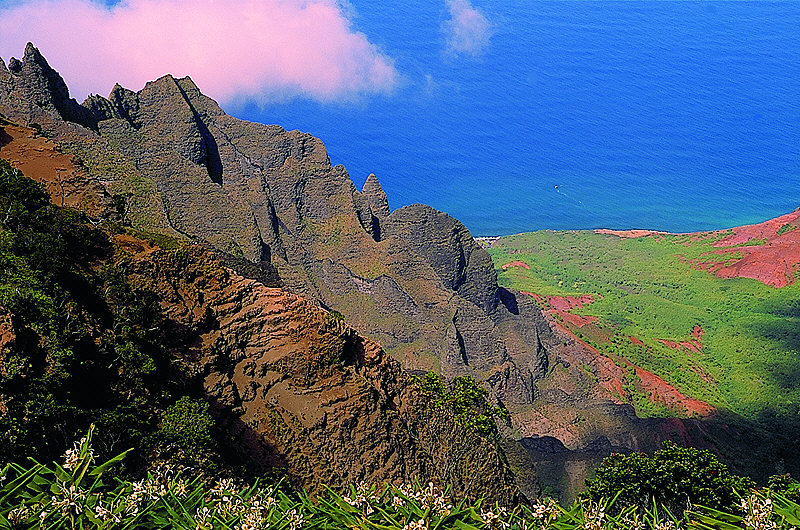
[232,1,800,237]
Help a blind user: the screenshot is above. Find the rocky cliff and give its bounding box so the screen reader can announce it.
[0,132,520,502]
[119,237,520,503]
[2,43,746,500]
[0,43,549,414]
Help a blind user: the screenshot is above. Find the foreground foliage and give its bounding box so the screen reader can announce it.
[3,428,800,530]
[0,159,227,477]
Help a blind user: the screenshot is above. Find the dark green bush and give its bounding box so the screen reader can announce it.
[415,371,509,435]
[582,441,755,516]
[767,473,800,503]
[159,397,215,451]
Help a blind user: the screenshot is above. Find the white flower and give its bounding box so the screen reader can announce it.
[582,501,605,530]
[286,507,304,530]
[61,436,94,470]
[8,505,32,524]
[94,500,121,523]
[740,493,777,530]
[480,506,510,529]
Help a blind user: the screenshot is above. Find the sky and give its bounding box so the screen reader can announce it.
[0,0,491,104]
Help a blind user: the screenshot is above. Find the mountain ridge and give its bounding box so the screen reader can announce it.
[4,43,799,501]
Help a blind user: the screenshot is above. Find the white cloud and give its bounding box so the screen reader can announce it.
[443,0,493,56]
[0,0,399,104]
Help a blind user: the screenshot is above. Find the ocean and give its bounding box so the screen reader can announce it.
[232,1,800,237]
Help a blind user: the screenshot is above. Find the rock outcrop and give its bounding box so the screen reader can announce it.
[0,114,522,502]
[119,238,520,503]
[0,43,98,130]
[0,44,549,416]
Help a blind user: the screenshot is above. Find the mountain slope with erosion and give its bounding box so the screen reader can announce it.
[0,149,519,503]
[489,216,800,492]
[4,43,797,500]
[0,44,546,410]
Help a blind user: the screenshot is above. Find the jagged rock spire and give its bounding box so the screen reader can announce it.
[362,173,390,218]
[0,42,98,129]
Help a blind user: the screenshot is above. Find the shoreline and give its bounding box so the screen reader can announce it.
[472,206,800,242]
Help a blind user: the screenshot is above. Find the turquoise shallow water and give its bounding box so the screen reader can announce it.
[233,1,800,236]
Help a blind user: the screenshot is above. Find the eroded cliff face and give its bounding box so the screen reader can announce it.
[2,44,729,500]
[0,106,522,499]
[0,44,549,414]
[115,237,520,503]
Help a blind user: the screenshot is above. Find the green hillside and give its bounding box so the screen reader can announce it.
[488,229,800,423]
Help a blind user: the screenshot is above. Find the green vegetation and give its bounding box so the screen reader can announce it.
[158,397,215,452]
[777,223,797,236]
[415,372,509,435]
[27,122,42,136]
[0,159,217,477]
[582,441,755,516]
[488,229,800,426]
[122,226,185,251]
[3,427,800,529]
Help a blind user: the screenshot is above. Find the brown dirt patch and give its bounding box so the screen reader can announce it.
[547,295,595,311]
[685,210,800,287]
[502,260,530,270]
[635,367,715,417]
[594,229,667,238]
[0,124,112,217]
[557,311,598,328]
[520,291,544,304]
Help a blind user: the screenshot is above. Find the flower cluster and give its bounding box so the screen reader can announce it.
[619,510,645,530]
[61,436,94,470]
[50,483,86,516]
[653,520,678,530]
[343,481,380,515]
[127,463,187,514]
[480,506,511,529]
[740,494,778,530]
[205,478,284,530]
[402,519,428,530]
[286,507,304,530]
[92,496,123,525]
[582,501,606,530]
[7,504,35,525]
[530,497,561,526]
[395,481,453,517]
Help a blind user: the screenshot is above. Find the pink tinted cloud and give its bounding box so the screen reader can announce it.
[444,0,493,56]
[0,0,398,103]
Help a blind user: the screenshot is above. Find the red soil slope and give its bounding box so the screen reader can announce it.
[502,260,530,270]
[0,124,112,217]
[521,291,714,418]
[706,210,800,287]
[599,210,800,288]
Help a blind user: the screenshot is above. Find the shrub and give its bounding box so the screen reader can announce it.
[159,397,215,451]
[414,371,509,435]
[582,441,755,516]
[767,474,800,503]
